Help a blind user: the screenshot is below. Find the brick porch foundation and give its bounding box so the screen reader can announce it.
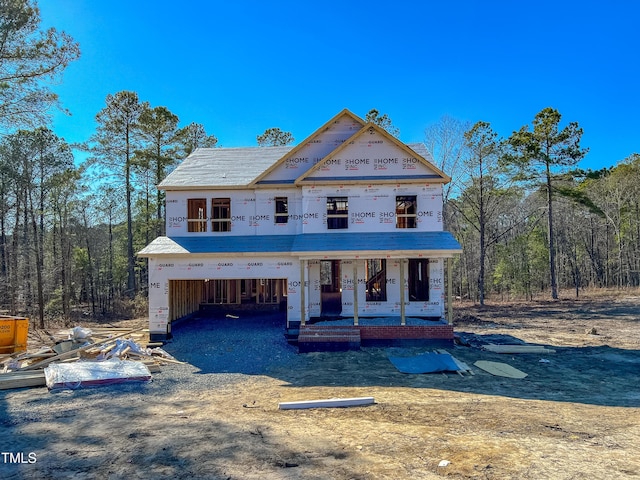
[297,324,454,352]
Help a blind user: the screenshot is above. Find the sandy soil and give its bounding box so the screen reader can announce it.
[1,293,639,479]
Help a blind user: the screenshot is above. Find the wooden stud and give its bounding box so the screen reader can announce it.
[353,261,359,326]
[399,259,406,326]
[279,396,375,410]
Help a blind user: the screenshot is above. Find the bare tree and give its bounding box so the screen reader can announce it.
[423,115,471,204]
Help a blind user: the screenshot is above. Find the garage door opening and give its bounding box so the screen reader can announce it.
[168,279,288,323]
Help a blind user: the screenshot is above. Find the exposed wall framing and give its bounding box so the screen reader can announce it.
[169,280,205,321]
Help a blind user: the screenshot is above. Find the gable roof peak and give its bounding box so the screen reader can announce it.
[249,108,367,186]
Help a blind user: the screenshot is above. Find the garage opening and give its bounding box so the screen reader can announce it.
[168,279,288,322]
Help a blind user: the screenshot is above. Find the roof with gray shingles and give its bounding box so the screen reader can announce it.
[158,146,292,190]
[138,232,462,257]
[158,143,434,190]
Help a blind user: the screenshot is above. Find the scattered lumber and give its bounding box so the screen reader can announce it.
[127,351,186,365]
[18,327,145,372]
[0,325,167,391]
[279,397,375,410]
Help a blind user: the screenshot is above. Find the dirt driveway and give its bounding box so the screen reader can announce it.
[1,293,639,479]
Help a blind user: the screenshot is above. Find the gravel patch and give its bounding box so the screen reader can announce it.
[157,311,307,393]
[1,311,307,426]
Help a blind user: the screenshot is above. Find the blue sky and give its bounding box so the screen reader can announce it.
[39,0,639,171]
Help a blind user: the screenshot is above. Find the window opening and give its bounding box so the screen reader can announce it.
[187,198,207,232]
[327,197,348,229]
[211,198,231,232]
[366,259,387,302]
[396,195,417,228]
[275,197,288,224]
[408,259,429,301]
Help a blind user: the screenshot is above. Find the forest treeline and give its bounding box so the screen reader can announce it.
[1,0,638,328]
[2,100,638,328]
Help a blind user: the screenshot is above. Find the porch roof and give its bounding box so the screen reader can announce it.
[138,232,462,258]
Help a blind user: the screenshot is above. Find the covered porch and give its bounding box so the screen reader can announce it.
[290,231,461,351]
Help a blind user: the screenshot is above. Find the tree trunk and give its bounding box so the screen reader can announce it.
[126,125,136,295]
[478,167,486,306]
[28,190,45,328]
[546,163,558,299]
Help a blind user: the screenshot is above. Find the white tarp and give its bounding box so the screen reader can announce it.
[44,360,152,391]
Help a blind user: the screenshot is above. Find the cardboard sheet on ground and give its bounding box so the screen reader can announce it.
[389,352,460,374]
[474,360,527,378]
[44,359,151,391]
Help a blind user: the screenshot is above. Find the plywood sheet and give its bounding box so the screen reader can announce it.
[474,360,528,378]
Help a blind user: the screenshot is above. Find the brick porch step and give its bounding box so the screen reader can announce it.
[297,326,361,353]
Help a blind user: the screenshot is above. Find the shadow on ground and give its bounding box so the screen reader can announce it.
[164,311,640,408]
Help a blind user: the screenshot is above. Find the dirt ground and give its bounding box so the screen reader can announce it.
[2,292,640,479]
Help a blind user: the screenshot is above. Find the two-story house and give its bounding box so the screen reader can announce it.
[138,109,462,348]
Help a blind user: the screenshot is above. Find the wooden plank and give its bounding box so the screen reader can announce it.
[0,371,46,390]
[437,349,474,375]
[127,352,186,365]
[279,396,375,410]
[14,352,56,360]
[484,344,556,354]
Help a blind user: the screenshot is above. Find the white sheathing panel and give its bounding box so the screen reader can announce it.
[147,256,301,334]
[340,259,355,312]
[301,184,443,233]
[165,183,445,237]
[308,261,321,317]
[148,263,170,333]
[253,189,302,234]
[165,189,304,236]
[165,190,256,236]
[259,115,363,183]
[304,130,440,180]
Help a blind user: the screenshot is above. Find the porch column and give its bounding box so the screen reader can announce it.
[300,260,306,326]
[447,257,453,325]
[353,261,359,326]
[399,258,406,326]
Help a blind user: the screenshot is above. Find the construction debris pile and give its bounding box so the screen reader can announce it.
[0,325,181,392]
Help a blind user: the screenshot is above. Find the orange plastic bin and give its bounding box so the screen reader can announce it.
[0,316,29,354]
